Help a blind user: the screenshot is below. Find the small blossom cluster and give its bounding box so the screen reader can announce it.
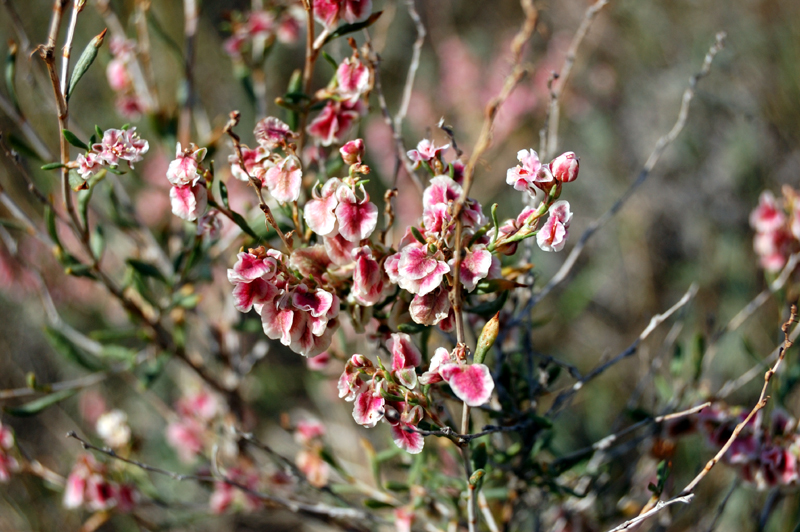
[338,336,494,454]
[294,418,330,487]
[105,37,146,119]
[670,404,800,490]
[228,246,340,357]
[210,467,263,514]
[64,454,138,512]
[312,0,372,29]
[74,127,149,181]
[223,7,303,57]
[307,49,371,147]
[165,389,222,463]
[749,188,800,272]
[0,422,18,483]
[166,142,209,221]
[95,409,132,449]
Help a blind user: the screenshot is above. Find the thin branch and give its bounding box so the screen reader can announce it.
[541,0,609,160]
[547,283,698,416]
[393,0,425,135]
[528,32,726,311]
[0,93,54,160]
[606,305,797,532]
[177,0,199,148]
[60,0,85,97]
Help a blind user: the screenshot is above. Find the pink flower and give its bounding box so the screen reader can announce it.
[167,142,206,186]
[340,138,365,165]
[254,116,296,149]
[86,474,117,511]
[440,363,495,407]
[537,200,572,252]
[106,58,130,91]
[76,152,103,179]
[388,332,422,371]
[394,244,450,296]
[209,468,262,514]
[229,145,271,183]
[335,185,378,242]
[550,151,579,183]
[264,154,303,203]
[754,228,792,272]
[313,0,341,27]
[228,250,279,284]
[197,209,223,239]
[394,507,416,532]
[305,178,342,236]
[63,467,88,508]
[490,206,536,255]
[353,389,385,428]
[351,246,390,306]
[390,423,424,454]
[307,100,362,146]
[170,183,207,221]
[422,175,485,235]
[419,347,456,385]
[277,9,303,43]
[324,232,356,265]
[166,419,205,463]
[295,419,326,445]
[0,424,13,451]
[115,94,145,119]
[307,351,331,370]
[93,128,135,166]
[342,0,372,23]
[750,191,785,233]
[296,449,330,487]
[175,389,221,421]
[338,355,371,401]
[408,287,451,327]
[337,57,370,103]
[506,149,552,196]
[407,139,449,168]
[451,247,492,292]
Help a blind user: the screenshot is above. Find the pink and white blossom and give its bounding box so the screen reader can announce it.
[337,57,371,103]
[264,154,303,203]
[351,246,391,306]
[750,191,786,233]
[335,185,378,242]
[440,363,495,407]
[550,151,579,183]
[536,200,572,252]
[408,288,451,326]
[304,178,342,236]
[352,389,385,428]
[451,247,492,292]
[229,145,272,183]
[167,142,206,186]
[254,116,296,148]
[76,152,103,179]
[407,139,449,168]
[170,183,207,221]
[307,100,362,146]
[340,138,365,165]
[506,148,552,196]
[393,244,450,296]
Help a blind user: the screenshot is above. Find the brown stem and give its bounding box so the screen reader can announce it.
[297,0,316,153]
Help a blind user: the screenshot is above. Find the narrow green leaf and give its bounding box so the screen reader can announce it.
[44,326,104,371]
[127,259,168,284]
[78,185,94,227]
[95,125,104,139]
[8,134,42,161]
[323,11,383,45]
[62,129,88,151]
[321,50,338,71]
[40,162,66,170]
[4,389,77,417]
[44,205,61,248]
[0,218,25,230]
[67,28,106,100]
[397,322,427,334]
[90,225,105,259]
[363,499,395,509]
[219,181,230,209]
[5,43,19,111]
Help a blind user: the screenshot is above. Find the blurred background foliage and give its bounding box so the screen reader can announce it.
[1,0,800,530]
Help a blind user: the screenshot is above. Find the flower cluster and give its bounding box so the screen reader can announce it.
[166,142,209,221]
[223,7,303,58]
[73,127,149,181]
[294,418,330,487]
[0,423,18,483]
[749,188,800,272]
[670,404,800,490]
[338,336,494,454]
[165,389,222,463]
[106,37,146,119]
[307,49,371,146]
[228,247,340,357]
[312,0,372,28]
[210,467,263,514]
[64,454,138,512]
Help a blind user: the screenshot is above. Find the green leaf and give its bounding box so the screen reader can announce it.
[44,326,104,371]
[397,322,427,334]
[323,12,383,45]
[0,218,26,231]
[62,129,88,151]
[5,43,19,111]
[67,28,106,100]
[229,211,260,240]
[466,290,509,317]
[90,225,105,259]
[127,259,168,284]
[410,226,426,244]
[4,389,77,417]
[321,50,338,71]
[40,162,66,170]
[44,205,61,248]
[384,481,409,492]
[363,499,395,509]
[95,125,104,139]
[472,442,488,471]
[8,134,42,161]
[219,181,230,209]
[78,184,94,226]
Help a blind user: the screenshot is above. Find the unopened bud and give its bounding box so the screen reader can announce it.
[473,312,500,365]
[550,151,579,183]
[340,138,365,165]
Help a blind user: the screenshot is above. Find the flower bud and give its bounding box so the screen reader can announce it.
[473,312,500,365]
[340,138,365,165]
[550,151,579,183]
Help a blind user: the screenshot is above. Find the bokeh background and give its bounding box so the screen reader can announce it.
[1,0,800,530]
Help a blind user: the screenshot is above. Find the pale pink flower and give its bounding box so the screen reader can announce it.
[297,449,330,487]
[295,419,326,445]
[335,185,378,242]
[422,175,485,234]
[264,154,303,203]
[0,424,13,450]
[340,138,365,165]
[490,206,536,255]
[166,419,205,463]
[247,10,275,36]
[307,351,331,370]
[307,100,362,146]
[351,246,390,306]
[750,191,786,233]
[227,250,279,284]
[394,507,416,532]
[440,363,495,407]
[167,142,206,186]
[506,149,553,196]
[170,183,207,221]
[451,247,492,292]
[754,229,792,272]
[106,58,130,91]
[407,139,449,168]
[254,116,296,149]
[394,244,450,296]
[390,423,424,454]
[537,200,572,252]
[277,8,303,43]
[342,0,372,23]
[337,56,370,103]
[96,409,131,448]
[304,178,342,236]
[325,232,356,265]
[197,209,223,239]
[550,151,579,183]
[86,474,117,511]
[76,152,103,179]
[209,467,262,514]
[313,0,340,27]
[229,145,271,183]
[408,287,451,326]
[419,347,456,385]
[388,332,422,371]
[337,355,371,401]
[353,389,385,428]
[115,94,145,119]
[63,467,88,508]
[92,129,128,166]
[175,390,221,421]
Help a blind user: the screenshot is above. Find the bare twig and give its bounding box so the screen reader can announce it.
[529,33,726,311]
[606,305,797,532]
[547,283,698,416]
[60,0,85,97]
[541,0,609,160]
[178,0,199,148]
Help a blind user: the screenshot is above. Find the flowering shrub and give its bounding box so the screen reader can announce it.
[0,0,796,531]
